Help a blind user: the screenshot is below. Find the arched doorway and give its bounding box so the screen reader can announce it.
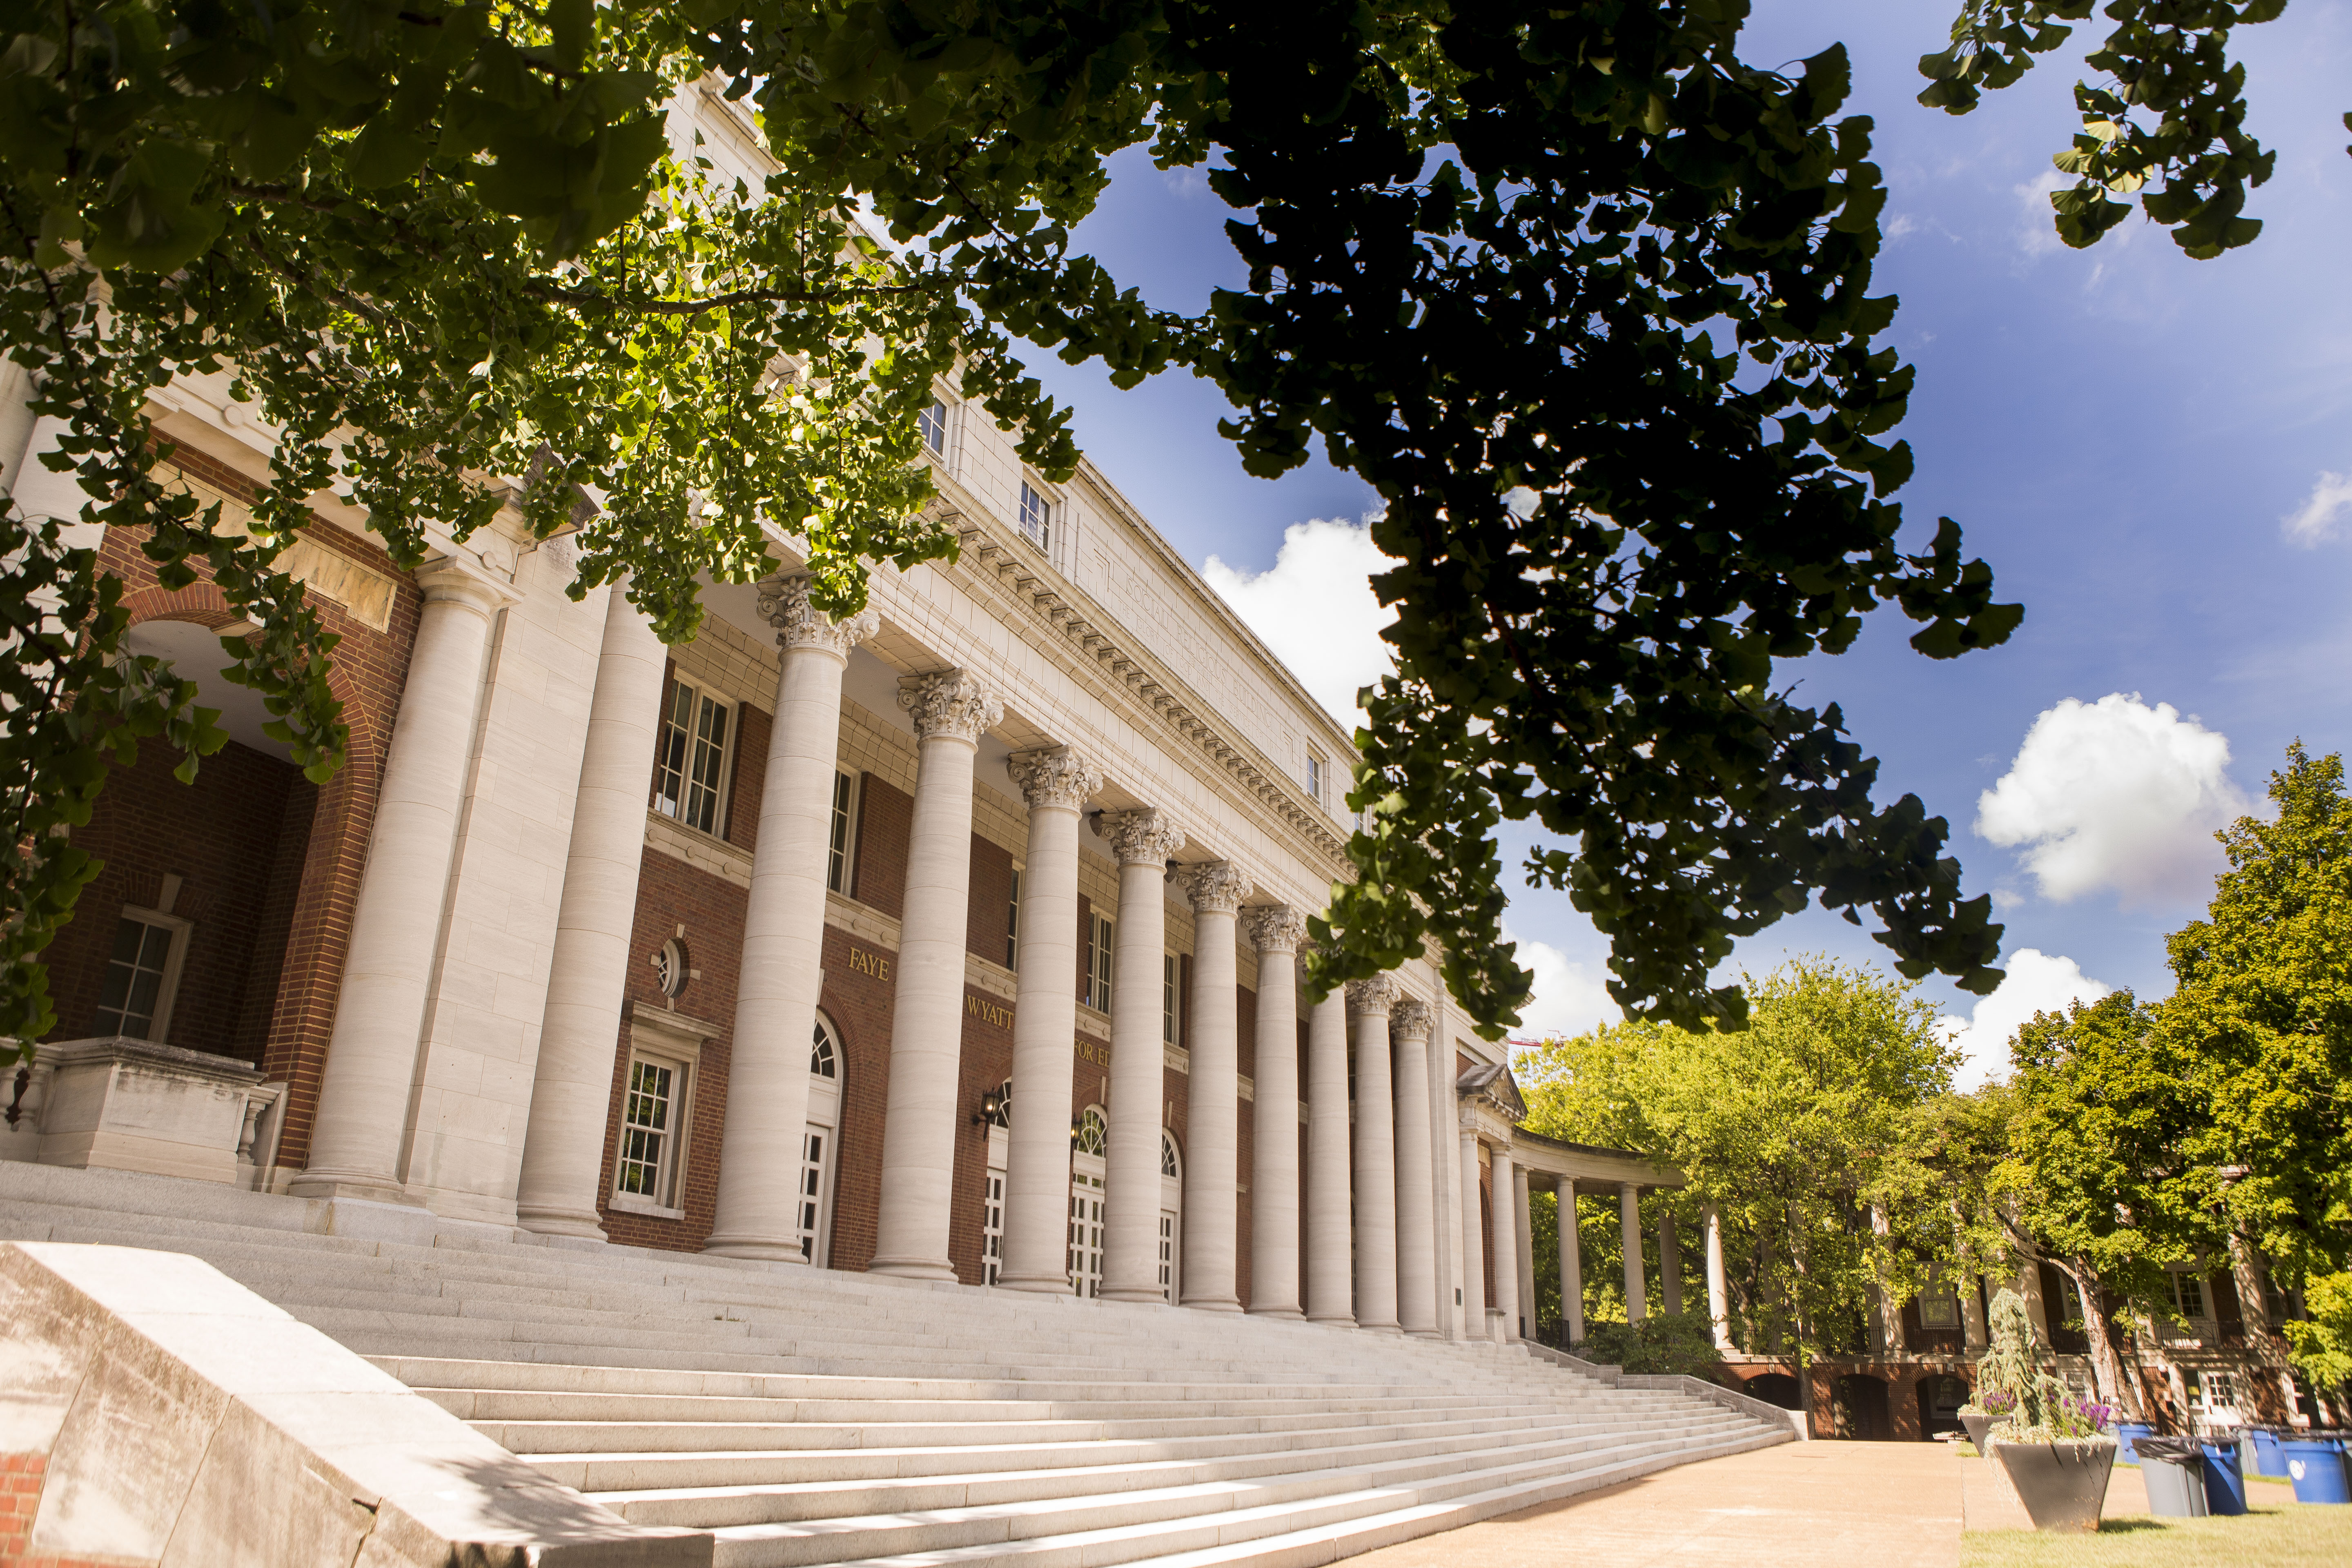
[797,1014,844,1265]
[1917,1373,1968,1439]
[1158,1129,1183,1303]
[1744,1372,1804,1410]
[980,1077,1011,1285]
[1069,1106,1107,1297]
[1833,1374,1892,1441]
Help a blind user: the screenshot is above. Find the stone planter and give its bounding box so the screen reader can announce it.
[1993,1438,2117,1532]
[1960,1411,2010,1453]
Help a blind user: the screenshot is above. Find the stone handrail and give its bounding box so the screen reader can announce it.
[1521,1339,1811,1440]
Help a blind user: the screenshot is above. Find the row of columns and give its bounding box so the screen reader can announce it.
[292,567,1473,1324]
[1465,1156,1738,1352]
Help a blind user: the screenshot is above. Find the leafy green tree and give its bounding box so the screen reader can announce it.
[3,1,2332,1060]
[1519,958,1973,1417]
[2159,744,2352,1392]
[1997,993,2216,1414]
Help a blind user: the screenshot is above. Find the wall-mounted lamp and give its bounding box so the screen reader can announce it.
[974,1084,1008,1136]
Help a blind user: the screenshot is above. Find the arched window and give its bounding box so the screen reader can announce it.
[1160,1130,1180,1178]
[1074,1106,1108,1156]
[980,1078,1012,1283]
[810,1022,837,1078]
[1069,1106,1107,1297]
[1158,1129,1182,1303]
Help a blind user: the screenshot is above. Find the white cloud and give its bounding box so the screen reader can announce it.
[1976,693,2250,906]
[1505,926,1619,1041]
[2013,170,2070,259]
[1203,517,1396,726]
[2283,470,2352,547]
[1938,949,2112,1089]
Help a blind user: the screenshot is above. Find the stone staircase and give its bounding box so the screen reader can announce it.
[0,1165,1790,1567]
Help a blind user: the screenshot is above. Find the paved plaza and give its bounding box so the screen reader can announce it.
[1344,1440,2159,1568]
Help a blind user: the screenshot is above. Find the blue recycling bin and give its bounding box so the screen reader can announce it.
[2282,1438,2351,1505]
[2116,1421,2154,1463]
[2200,1442,2248,1516]
[2251,1428,2290,1478]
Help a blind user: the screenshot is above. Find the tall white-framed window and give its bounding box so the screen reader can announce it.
[1069,1105,1108,1298]
[982,1100,1009,1285]
[1158,1129,1183,1304]
[799,1015,844,1265]
[613,1006,710,1217]
[1305,752,1325,804]
[919,396,952,457]
[1006,866,1022,970]
[654,675,731,835]
[92,905,192,1041]
[1018,480,1054,553]
[1086,912,1114,1012]
[1163,953,1182,1046]
[2169,1270,2207,1323]
[827,768,858,893]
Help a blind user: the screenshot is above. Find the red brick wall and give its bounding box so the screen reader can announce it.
[0,1450,116,1568]
[726,702,771,852]
[40,736,301,1065]
[965,833,1015,965]
[853,774,911,917]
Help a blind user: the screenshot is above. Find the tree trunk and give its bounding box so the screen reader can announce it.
[2043,1254,2135,1417]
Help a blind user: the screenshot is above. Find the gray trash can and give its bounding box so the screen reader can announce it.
[2138,1437,2209,1518]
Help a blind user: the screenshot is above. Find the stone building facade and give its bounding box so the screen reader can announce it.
[0,85,1706,1346]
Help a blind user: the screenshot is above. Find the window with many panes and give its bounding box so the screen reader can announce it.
[2171,1271,2206,1322]
[827,768,857,893]
[919,397,950,455]
[93,910,188,1041]
[616,1054,686,1206]
[1163,953,1182,1046]
[1018,481,1053,551]
[1086,913,1114,1011]
[1306,753,1325,803]
[1006,867,1022,970]
[653,676,731,835]
[981,1166,1005,1285]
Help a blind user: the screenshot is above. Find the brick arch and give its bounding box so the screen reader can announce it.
[120,582,241,632]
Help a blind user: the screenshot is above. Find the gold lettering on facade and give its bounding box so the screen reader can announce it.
[965,993,1014,1030]
[846,944,892,982]
[1075,1038,1112,1067]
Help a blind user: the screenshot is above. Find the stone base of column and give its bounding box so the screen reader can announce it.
[994,1271,1076,1296]
[703,1236,812,1263]
[515,1203,608,1240]
[1181,1294,1243,1313]
[1099,1285,1169,1304]
[1305,1312,1357,1328]
[1247,1305,1306,1321]
[1405,1326,1445,1339]
[287,1169,422,1206]
[1357,1321,1404,1336]
[869,1256,957,1283]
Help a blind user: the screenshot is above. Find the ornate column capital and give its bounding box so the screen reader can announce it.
[1102,807,1185,867]
[757,574,882,656]
[1246,905,1308,954]
[1007,746,1102,812]
[1390,997,1432,1043]
[1180,861,1253,916]
[1345,973,1399,1017]
[897,669,1001,742]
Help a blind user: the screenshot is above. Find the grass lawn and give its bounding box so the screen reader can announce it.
[1963,1500,2350,1567]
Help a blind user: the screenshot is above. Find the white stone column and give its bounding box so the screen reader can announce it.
[996,748,1103,1293]
[515,579,669,1237]
[1428,1003,1461,1337]
[1489,1146,1520,1341]
[1459,1131,1486,1330]
[1389,998,1439,1337]
[1303,984,1354,1325]
[1704,1200,1733,1350]
[1961,1270,1989,1354]
[1514,1164,1537,1339]
[1101,809,1184,1302]
[292,559,508,1203]
[869,670,1001,1280]
[1348,976,1401,1333]
[1247,907,1306,1318]
[1559,1177,1587,1346]
[1620,1182,1648,1323]
[1659,1209,1684,1317]
[703,581,880,1258]
[1179,862,1251,1312]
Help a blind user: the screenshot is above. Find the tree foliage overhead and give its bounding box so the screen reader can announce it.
[2,0,2325,1056]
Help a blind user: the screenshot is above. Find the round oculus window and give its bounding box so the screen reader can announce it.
[652,937,690,998]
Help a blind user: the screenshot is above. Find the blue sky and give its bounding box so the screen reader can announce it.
[1015,1,2352,1077]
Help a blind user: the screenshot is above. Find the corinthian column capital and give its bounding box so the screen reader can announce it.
[1390,996,1432,1042]
[1102,807,1185,867]
[757,574,881,656]
[1345,973,1399,1017]
[1180,861,1254,916]
[1007,746,1102,811]
[1247,905,1309,954]
[898,669,1002,742]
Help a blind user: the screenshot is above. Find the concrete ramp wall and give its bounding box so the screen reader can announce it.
[0,1241,710,1567]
